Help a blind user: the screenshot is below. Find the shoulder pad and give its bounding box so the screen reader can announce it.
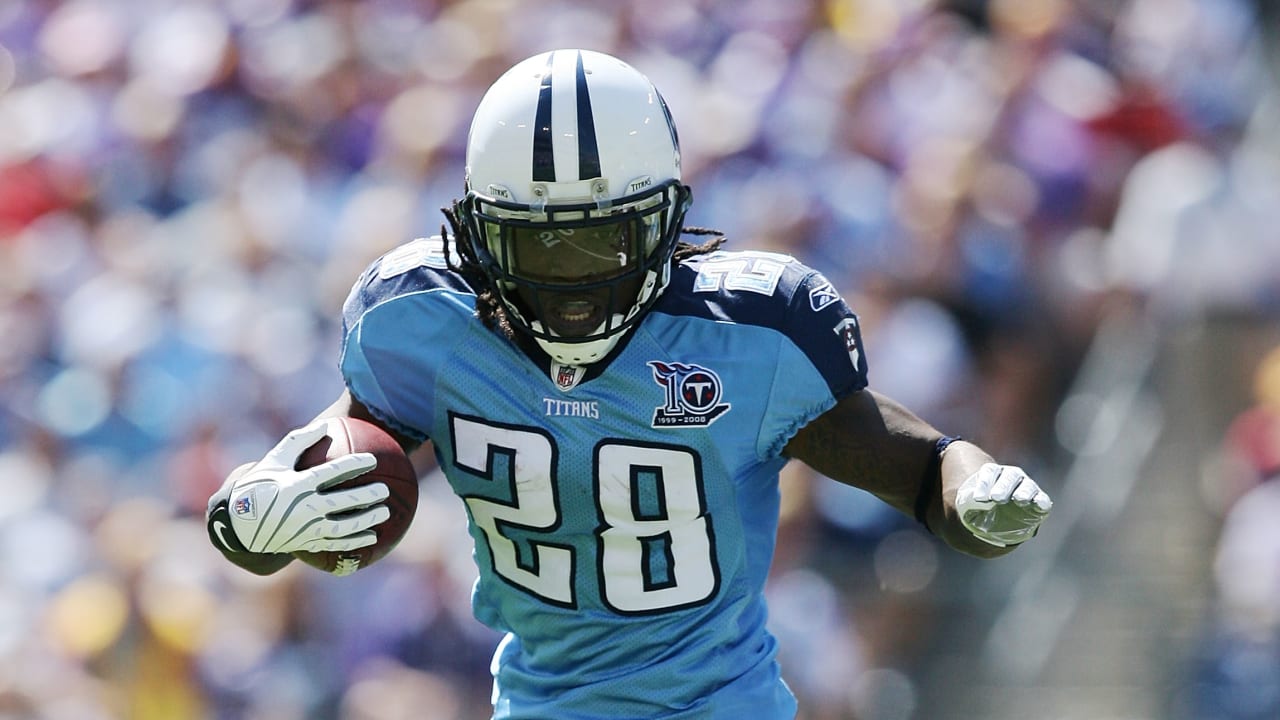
[662,250,813,327]
[659,249,868,397]
[344,237,475,321]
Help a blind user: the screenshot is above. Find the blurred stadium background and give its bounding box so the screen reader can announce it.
[1,0,1279,718]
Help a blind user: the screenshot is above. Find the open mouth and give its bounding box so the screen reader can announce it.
[557,301,595,324]
[515,276,643,342]
[546,299,605,336]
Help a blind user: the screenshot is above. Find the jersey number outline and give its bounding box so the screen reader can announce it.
[692,250,790,296]
[451,414,721,615]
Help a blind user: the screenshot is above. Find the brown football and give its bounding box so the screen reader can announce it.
[291,417,418,576]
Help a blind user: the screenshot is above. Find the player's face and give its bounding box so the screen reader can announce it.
[507,221,645,338]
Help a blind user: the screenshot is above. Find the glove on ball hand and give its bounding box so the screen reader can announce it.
[209,421,390,556]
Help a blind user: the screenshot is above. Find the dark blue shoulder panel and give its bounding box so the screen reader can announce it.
[342,237,476,334]
[654,250,868,398]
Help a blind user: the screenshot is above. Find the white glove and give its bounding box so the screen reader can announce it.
[225,420,390,554]
[955,463,1053,547]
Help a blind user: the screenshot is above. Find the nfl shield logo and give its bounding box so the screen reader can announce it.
[552,363,584,392]
[233,494,255,519]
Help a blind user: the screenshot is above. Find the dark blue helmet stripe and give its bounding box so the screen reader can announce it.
[532,51,556,182]
[656,89,679,152]
[574,51,601,181]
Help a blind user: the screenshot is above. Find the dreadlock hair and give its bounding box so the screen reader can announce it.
[441,201,513,338]
[440,201,726,340]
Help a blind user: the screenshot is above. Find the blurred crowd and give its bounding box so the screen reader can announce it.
[1192,339,1280,720]
[0,0,1277,718]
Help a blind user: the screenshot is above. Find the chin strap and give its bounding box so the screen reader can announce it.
[537,334,619,366]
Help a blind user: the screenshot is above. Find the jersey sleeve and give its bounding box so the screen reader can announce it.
[757,268,869,459]
[784,269,869,398]
[338,237,475,443]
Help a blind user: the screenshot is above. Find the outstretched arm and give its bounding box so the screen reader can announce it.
[783,389,1051,558]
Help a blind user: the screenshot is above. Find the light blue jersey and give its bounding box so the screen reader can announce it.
[339,238,868,719]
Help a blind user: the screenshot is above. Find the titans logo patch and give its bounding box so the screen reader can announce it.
[649,361,731,428]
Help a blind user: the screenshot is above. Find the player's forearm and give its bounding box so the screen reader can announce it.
[206,462,295,575]
[787,391,1034,558]
[787,390,943,517]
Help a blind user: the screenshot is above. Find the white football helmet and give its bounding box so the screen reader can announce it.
[457,49,692,366]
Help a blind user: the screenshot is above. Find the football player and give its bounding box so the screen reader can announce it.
[206,49,1052,719]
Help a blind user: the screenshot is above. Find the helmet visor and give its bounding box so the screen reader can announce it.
[496,216,660,339]
[463,179,687,345]
[507,219,655,284]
